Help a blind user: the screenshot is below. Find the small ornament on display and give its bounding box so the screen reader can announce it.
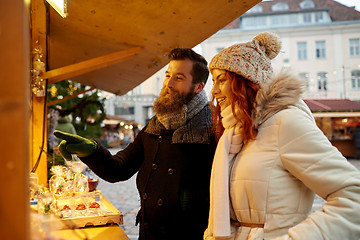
[62,166,74,193]
[56,195,74,218]
[65,155,89,193]
[61,205,71,211]
[56,192,103,218]
[29,172,43,202]
[37,192,56,214]
[74,173,89,193]
[84,191,103,216]
[31,43,46,97]
[76,203,87,210]
[72,195,87,217]
[49,165,67,196]
[89,202,100,209]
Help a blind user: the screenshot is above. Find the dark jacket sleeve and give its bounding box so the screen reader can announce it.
[80,129,145,183]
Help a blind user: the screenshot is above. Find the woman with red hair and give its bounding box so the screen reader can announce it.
[204,32,360,240]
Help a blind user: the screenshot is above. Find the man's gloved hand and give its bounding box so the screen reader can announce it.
[54,130,97,161]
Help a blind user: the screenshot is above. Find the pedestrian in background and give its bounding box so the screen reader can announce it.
[204,32,360,240]
[55,48,216,240]
[55,114,77,136]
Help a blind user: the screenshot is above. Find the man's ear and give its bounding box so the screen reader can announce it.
[194,82,205,94]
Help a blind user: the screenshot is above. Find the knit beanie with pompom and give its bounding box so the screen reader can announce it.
[209,32,282,86]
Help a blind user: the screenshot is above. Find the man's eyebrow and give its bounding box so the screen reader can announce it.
[176,73,186,78]
[165,71,187,78]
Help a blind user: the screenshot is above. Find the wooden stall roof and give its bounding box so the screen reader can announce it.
[304,99,360,112]
[46,0,261,95]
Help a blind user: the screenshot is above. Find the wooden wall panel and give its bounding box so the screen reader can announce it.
[0,0,30,239]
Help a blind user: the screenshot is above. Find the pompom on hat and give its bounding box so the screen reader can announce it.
[209,32,282,86]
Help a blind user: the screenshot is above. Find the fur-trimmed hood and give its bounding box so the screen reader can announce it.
[252,70,308,128]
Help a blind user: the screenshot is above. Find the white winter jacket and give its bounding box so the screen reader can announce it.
[205,72,360,240]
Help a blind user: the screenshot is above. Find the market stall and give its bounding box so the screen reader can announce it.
[102,115,139,148]
[313,112,360,157]
[305,99,360,157]
[1,0,261,239]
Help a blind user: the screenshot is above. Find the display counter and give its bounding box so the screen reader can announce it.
[53,224,129,240]
[30,192,129,240]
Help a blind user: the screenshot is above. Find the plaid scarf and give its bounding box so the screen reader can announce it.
[146,90,212,144]
[157,90,208,130]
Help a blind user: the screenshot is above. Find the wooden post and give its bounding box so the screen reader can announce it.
[31,0,48,185]
[0,0,30,239]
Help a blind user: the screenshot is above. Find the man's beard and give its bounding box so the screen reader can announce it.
[153,85,196,114]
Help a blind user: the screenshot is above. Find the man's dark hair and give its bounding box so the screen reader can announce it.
[168,48,209,85]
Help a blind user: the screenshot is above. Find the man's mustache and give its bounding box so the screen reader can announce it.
[161,88,179,96]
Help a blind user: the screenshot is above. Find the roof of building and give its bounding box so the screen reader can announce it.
[304,99,360,112]
[225,0,360,29]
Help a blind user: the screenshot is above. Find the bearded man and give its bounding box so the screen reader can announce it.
[54,48,216,240]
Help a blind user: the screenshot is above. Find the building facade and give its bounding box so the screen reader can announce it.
[105,0,360,129]
[201,0,360,101]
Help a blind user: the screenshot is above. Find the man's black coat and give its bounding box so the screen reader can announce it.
[81,105,216,240]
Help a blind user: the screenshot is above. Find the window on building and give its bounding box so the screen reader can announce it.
[303,12,312,23]
[271,15,280,25]
[115,106,135,115]
[272,2,289,11]
[256,16,267,26]
[300,0,315,9]
[351,70,360,89]
[241,16,267,29]
[315,12,324,22]
[349,38,360,57]
[297,42,307,60]
[242,16,256,27]
[317,72,328,91]
[271,15,290,26]
[299,73,310,89]
[289,14,298,24]
[315,40,326,59]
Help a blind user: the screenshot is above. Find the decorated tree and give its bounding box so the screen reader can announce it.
[46,80,106,177]
[47,80,106,139]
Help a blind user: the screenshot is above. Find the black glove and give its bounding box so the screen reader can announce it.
[54,130,97,161]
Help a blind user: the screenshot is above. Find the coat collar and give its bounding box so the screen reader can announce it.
[252,70,307,128]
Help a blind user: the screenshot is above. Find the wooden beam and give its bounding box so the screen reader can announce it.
[47,87,96,106]
[41,46,143,84]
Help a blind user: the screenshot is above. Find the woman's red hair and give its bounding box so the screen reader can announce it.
[210,71,260,143]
